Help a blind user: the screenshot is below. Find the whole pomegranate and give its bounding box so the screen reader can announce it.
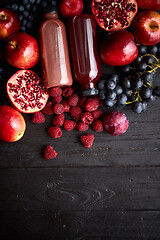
[6,70,49,113]
[91,0,138,31]
[100,30,138,66]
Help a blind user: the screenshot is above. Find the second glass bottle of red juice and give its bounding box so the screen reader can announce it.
[67,14,102,96]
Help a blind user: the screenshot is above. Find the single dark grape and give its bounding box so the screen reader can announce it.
[119,64,131,74]
[36,0,41,4]
[117,94,127,105]
[105,90,116,100]
[115,85,123,95]
[41,1,48,7]
[148,45,158,55]
[32,5,37,12]
[108,74,119,84]
[51,0,57,6]
[104,99,117,107]
[11,3,19,11]
[20,26,27,32]
[26,22,33,29]
[121,77,131,89]
[142,72,154,84]
[25,3,32,10]
[124,89,132,97]
[147,94,156,102]
[99,89,106,100]
[153,86,160,97]
[22,0,29,5]
[132,101,143,114]
[28,15,34,21]
[143,55,154,64]
[19,5,25,12]
[138,45,147,55]
[142,101,148,112]
[131,77,143,90]
[105,79,116,90]
[19,15,23,21]
[134,55,142,64]
[137,61,147,72]
[29,0,36,4]
[97,79,106,90]
[21,18,27,26]
[140,86,153,99]
[23,10,30,17]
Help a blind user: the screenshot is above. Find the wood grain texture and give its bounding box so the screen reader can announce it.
[0,167,160,211]
[0,211,160,240]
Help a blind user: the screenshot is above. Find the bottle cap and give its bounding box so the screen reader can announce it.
[82,88,99,97]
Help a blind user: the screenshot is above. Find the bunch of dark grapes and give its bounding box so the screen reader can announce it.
[97,44,160,114]
[6,0,57,33]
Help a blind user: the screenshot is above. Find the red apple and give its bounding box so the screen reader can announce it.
[137,0,160,11]
[0,105,26,142]
[59,0,83,18]
[132,11,160,45]
[3,32,39,69]
[0,8,20,40]
[100,30,138,66]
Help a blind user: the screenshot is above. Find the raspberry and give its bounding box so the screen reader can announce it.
[53,103,64,115]
[103,110,129,136]
[92,119,103,132]
[70,106,83,122]
[61,99,70,112]
[49,87,62,97]
[42,101,54,115]
[52,113,64,127]
[48,126,62,138]
[84,97,99,112]
[68,93,79,106]
[62,87,74,98]
[92,109,103,120]
[77,97,87,108]
[32,111,45,124]
[80,134,94,148]
[52,95,62,104]
[81,112,93,125]
[77,122,89,131]
[63,120,77,131]
[44,145,58,159]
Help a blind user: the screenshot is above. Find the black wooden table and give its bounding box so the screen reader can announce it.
[0,1,160,239]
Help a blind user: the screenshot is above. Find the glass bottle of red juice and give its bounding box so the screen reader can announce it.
[39,7,73,89]
[67,14,102,96]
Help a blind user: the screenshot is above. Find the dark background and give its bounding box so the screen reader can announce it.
[0,0,160,239]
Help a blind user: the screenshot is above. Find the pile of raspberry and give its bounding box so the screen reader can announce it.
[32,86,104,159]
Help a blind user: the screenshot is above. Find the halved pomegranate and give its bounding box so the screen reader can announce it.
[6,70,49,113]
[91,0,138,31]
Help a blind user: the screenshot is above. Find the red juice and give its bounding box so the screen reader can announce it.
[67,14,102,96]
[39,7,73,89]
